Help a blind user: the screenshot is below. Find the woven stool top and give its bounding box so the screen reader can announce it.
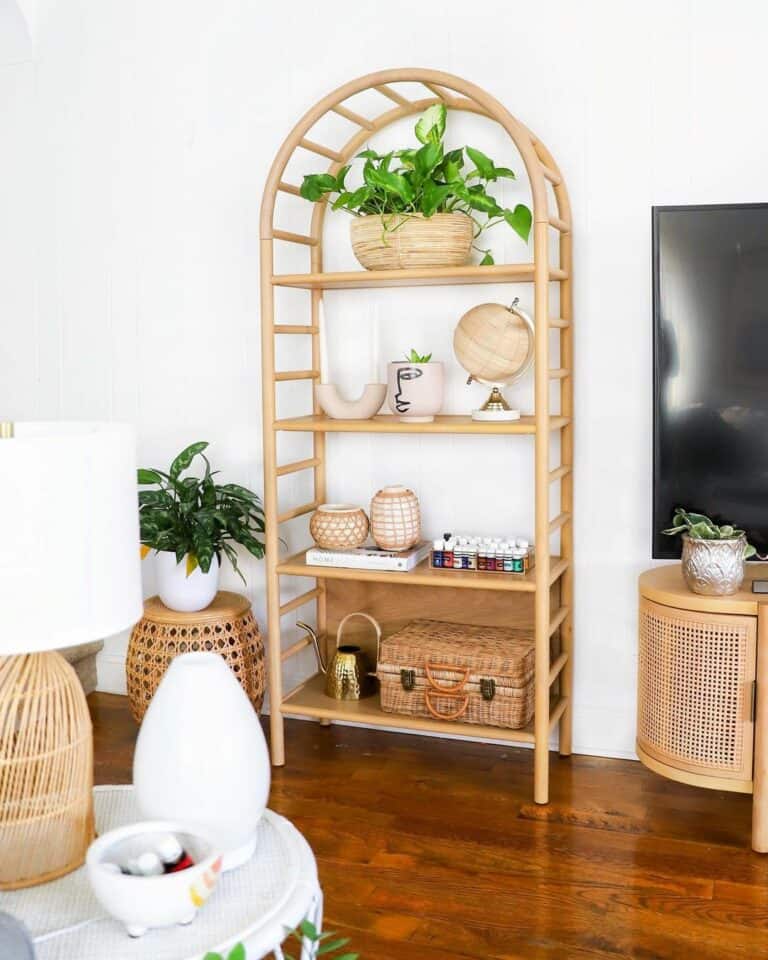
[142,592,251,624]
[3,786,318,960]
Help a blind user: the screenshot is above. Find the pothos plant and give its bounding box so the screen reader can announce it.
[299,103,531,265]
[663,507,757,558]
[204,921,358,960]
[138,441,266,581]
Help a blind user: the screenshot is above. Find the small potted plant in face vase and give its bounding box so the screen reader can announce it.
[387,348,444,423]
[663,507,757,596]
[299,103,532,270]
[138,442,265,612]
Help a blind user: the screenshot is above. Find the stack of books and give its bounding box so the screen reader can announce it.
[305,541,431,572]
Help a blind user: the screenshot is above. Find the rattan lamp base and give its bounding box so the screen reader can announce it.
[0,652,94,890]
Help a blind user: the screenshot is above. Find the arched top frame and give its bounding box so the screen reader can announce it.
[259,68,571,252]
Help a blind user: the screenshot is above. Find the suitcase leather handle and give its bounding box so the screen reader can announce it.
[424,660,469,692]
[425,688,469,721]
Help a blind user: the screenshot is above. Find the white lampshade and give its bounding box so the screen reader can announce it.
[0,422,143,654]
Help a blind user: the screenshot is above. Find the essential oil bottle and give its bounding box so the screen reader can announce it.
[432,539,444,568]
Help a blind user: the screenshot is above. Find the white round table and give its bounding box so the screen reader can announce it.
[1,786,323,960]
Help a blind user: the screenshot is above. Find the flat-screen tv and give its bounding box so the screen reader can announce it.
[653,203,768,559]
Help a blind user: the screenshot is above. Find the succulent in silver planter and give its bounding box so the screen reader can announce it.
[663,508,757,597]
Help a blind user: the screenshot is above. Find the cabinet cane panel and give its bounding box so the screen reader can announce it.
[638,597,756,785]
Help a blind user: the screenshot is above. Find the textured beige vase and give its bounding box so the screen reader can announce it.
[310,504,369,549]
[370,485,421,551]
[350,213,473,270]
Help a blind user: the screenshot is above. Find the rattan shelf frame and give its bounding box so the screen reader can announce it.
[260,68,573,805]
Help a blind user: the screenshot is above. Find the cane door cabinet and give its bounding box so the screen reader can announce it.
[260,68,573,803]
[638,565,768,852]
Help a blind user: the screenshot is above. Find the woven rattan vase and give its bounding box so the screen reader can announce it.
[350,213,473,270]
[309,504,369,549]
[0,653,93,890]
[127,592,265,723]
[370,485,421,551]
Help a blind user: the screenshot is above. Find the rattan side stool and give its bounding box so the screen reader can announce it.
[127,591,265,723]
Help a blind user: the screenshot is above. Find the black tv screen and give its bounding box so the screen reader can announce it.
[653,203,768,559]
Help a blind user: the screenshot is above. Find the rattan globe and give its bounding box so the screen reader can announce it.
[453,301,533,384]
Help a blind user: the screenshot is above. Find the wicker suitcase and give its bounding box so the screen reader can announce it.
[377,619,535,729]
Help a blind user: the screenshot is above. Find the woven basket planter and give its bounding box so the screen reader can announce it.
[350,213,473,270]
[127,592,265,722]
[370,485,421,551]
[309,504,369,549]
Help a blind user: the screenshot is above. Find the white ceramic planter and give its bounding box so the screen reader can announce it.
[133,652,271,871]
[86,820,221,938]
[156,551,219,612]
[387,361,444,422]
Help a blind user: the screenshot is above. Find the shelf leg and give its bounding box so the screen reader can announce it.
[262,236,285,767]
[558,228,574,759]
[753,603,768,852]
[533,217,551,805]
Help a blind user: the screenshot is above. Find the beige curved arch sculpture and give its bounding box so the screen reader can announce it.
[260,69,573,806]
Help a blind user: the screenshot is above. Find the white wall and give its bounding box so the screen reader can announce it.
[2,0,767,758]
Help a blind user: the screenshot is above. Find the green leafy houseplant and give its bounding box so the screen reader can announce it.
[404,348,432,363]
[204,921,358,960]
[299,103,531,265]
[663,507,757,559]
[138,441,266,581]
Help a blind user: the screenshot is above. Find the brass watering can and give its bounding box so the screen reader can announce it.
[297,612,381,700]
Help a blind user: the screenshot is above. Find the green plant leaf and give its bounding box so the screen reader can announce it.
[355,148,380,159]
[170,441,209,480]
[413,141,442,179]
[745,544,757,559]
[719,525,735,538]
[300,173,337,202]
[414,103,446,145]
[137,468,164,485]
[299,920,319,940]
[466,146,495,180]
[363,164,413,204]
[503,204,532,243]
[420,179,453,217]
[227,945,246,960]
[334,165,351,191]
[493,165,516,179]
[479,250,494,265]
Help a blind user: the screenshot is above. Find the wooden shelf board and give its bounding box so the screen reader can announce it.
[277,551,568,592]
[281,673,568,745]
[273,414,570,435]
[271,263,567,290]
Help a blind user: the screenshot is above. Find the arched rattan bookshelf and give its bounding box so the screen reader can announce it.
[260,68,573,804]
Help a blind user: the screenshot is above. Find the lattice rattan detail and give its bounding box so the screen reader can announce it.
[637,598,756,777]
[127,593,265,723]
[0,652,94,889]
[370,486,421,551]
[309,505,369,550]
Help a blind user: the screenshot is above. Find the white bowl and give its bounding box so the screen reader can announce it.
[86,821,222,938]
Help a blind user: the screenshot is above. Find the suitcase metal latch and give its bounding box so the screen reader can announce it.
[480,677,496,701]
[400,668,416,691]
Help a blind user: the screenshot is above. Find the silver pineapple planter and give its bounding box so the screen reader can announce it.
[681,533,746,596]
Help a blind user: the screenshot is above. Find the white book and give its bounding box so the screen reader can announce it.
[306,541,431,572]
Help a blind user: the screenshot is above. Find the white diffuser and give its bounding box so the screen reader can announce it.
[133,652,270,871]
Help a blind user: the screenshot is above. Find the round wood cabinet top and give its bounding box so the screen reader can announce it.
[142,591,251,624]
[639,564,768,616]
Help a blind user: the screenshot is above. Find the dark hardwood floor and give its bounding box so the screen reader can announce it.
[90,693,768,959]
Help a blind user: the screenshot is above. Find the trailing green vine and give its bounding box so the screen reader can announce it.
[300,104,531,265]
